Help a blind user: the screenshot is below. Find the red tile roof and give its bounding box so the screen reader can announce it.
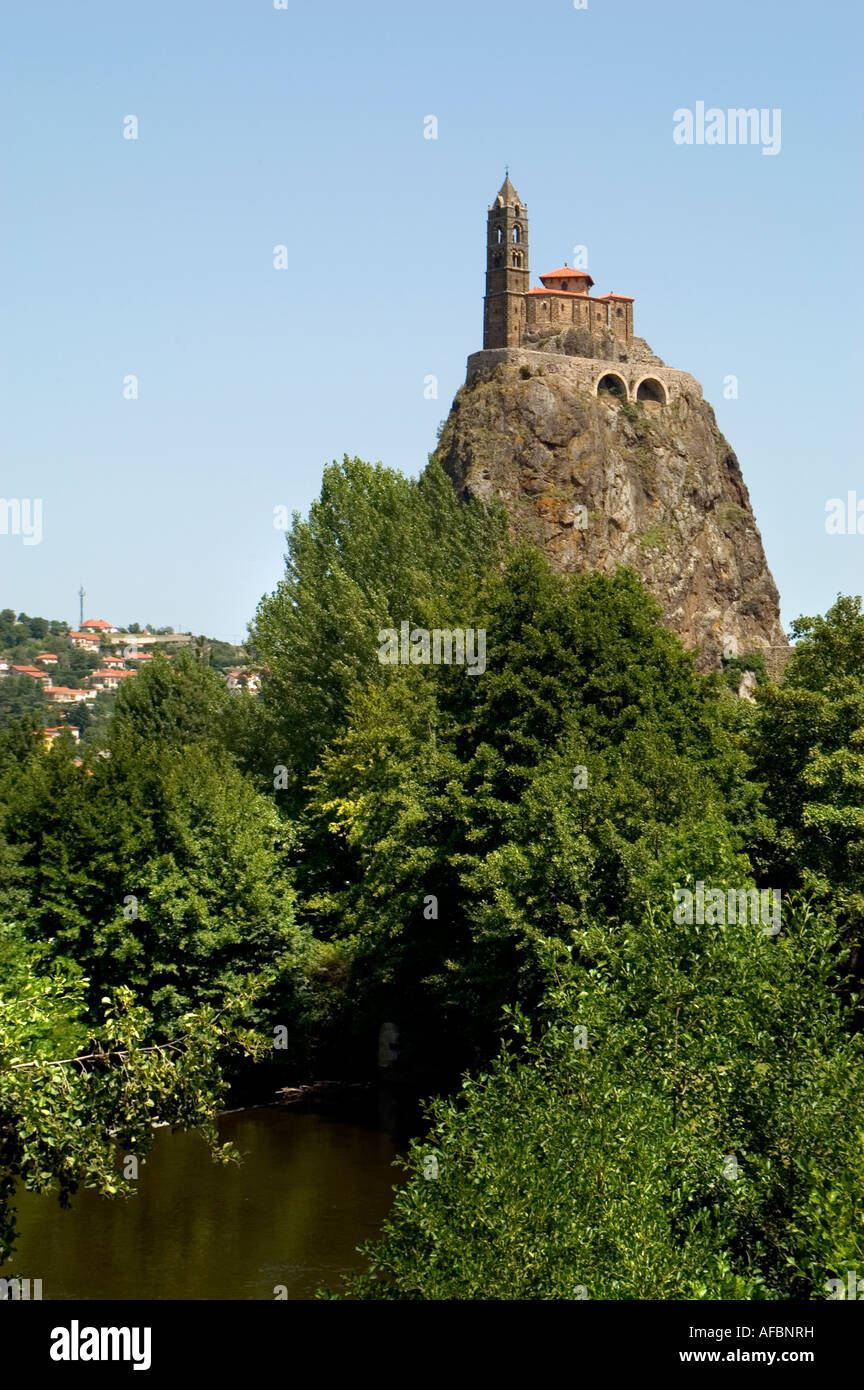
[594,292,635,301]
[527,287,591,297]
[81,619,113,630]
[540,267,593,280]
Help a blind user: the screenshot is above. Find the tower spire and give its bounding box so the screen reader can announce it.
[483,175,529,348]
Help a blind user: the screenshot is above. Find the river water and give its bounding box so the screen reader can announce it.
[8,1093,410,1300]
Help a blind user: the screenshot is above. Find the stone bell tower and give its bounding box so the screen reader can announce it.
[483,174,529,349]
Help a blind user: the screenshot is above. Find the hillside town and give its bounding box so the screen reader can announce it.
[0,612,259,746]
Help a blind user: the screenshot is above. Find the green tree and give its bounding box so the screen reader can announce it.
[2,738,313,1034]
[301,550,760,1069]
[0,920,268,1266]
[347,897,864,1300]
[751,594,864,957]
[0,649,322,1041]
[109,650,230,751]
[0,677,48,732]
[250,456,507,801]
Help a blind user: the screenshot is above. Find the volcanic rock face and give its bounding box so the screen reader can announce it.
[434,351,787,674]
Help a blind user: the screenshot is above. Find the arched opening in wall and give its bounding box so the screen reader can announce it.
[513,225,520,242]
[636,378,667,404]
[512,251,522,267]
[496,228,503,243]
[597,373,628,400]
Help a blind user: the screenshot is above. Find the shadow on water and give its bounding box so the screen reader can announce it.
[7,1087,421,1300]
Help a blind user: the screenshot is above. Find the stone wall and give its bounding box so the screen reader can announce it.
[466,347,702,405]
[525,294,632,345]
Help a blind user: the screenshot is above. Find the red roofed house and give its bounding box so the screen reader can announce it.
[81,618,117,633]
[46,686,95,705]
[69,631,100,652]
[87,669,137,691]
[12,665,51,685]
[36,652,59,666]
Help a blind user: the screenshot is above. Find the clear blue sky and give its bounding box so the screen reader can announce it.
[2,0,861,641]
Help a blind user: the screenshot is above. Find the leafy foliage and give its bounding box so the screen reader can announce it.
[751,595,864,956]
[0,924,267,1265]
[348,898,864,1300]
[3,462,864,1303]
[300,547,760,1068]
[249,456,508,800]
[1,705,314,1041]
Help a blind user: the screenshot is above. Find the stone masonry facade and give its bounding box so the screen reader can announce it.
[467,347,702,407]
[482,175,688,406]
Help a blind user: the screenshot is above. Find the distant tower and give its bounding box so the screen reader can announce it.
[483,174,529,349]
[78,584,85,629]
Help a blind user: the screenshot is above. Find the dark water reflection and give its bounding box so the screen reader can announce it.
[8,1092,412,1300]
